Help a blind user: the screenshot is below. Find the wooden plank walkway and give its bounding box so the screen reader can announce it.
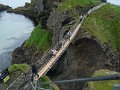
[36,22,83,80]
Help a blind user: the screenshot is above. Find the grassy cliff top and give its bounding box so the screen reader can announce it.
[87,69,120,90]
[24,25,52,53]
[8,64,29,73]
[58,0,101,11]
[82,4,120,51]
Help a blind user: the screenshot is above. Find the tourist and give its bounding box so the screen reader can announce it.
[60,39,65,47]
[31,65,39,82]
[80,15,83,21]
[58,39,65,49]
[51,49,58,56]
[67,31,72,40]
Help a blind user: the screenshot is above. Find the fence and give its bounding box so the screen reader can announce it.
[35,74,120,90]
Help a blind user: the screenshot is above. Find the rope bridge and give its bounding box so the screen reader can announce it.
[34,2,107,81]
[6,3,106,90]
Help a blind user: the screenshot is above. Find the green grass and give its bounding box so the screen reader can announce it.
[58,0,101,11]
[1,64,29,84]
[87,69,120,90]
[82,4,120,51]
[8,64,30,73]
[24,24,52,53]
[40,76,60,90]
[0,64,29,85]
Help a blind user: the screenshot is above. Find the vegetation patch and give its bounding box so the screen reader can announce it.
[58,0,101,11]
[87,69,120,90]
[82,4,120,51]
[25,24,52,53]
[8,64,30,73]
[40,76,60,90]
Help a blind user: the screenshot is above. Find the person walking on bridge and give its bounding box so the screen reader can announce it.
[31,65,39,82]
[80,15,83,21]
[66,31,72,40]
[30,64,39,90]
[60,39,65,48]
[57,39,65,50]
[51,49,58,56]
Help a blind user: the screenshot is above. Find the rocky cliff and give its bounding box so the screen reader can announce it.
[0,4,11,12]
[7,1,37,22]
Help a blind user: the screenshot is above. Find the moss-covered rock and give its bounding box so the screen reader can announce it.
[24,24,52,53]
[39,76,60,90]
[58,0,101,11]
[0,64,30,89]
[82,4,120,52]
[86,69,120,90]
[8,64,30,73]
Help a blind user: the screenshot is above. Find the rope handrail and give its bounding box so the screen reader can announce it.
[37,74,120,85]
[55,74,120,83]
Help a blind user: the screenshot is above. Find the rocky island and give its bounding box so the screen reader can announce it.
[0,4,11,12]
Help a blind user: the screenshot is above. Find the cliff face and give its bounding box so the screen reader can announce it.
[12,45,42,64]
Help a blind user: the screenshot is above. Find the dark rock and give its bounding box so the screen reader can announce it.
[25,2,30,8]
[0,84,6,90]
[43,0,62,10]
[36,0,44,15]
[47,10,66,46]
[7,7,37,22]
[12,45,42,65]
[0,4,11,12]
[7,0,37,23]
[37,0,63,28]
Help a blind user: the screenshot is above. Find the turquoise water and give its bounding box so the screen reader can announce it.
[0,0,34,71]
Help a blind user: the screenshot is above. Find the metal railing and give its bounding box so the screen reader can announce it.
[36,74,120,90]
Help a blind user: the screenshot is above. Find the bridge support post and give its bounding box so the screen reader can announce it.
[113,84,120,90]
